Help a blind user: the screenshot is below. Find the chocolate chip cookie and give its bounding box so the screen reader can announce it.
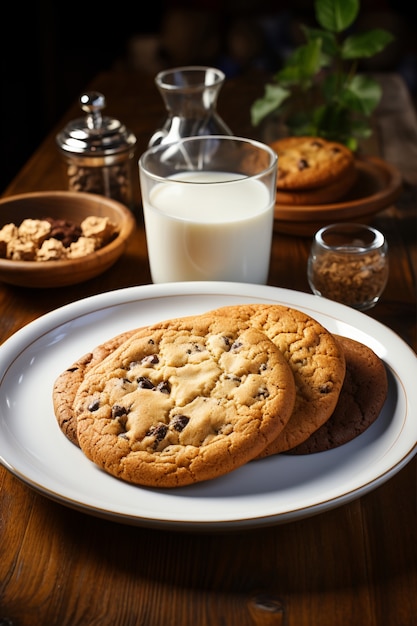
[270,136,355,190]
[52,329,138,446]
[275,162,357,205]
[73,314,296,488]
[210,303,346,455]
[288,335,388,454]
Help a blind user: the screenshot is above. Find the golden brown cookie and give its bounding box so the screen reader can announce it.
[275,161,357,205]
[73,314,296,488]
[288,336,388,454]
[53,329,138,446]
[210,304,346,455]
[270,136,354,190]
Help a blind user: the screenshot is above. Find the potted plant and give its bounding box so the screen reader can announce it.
[251,0,395,150]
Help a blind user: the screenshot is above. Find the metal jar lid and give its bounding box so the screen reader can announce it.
[56,91,137,159]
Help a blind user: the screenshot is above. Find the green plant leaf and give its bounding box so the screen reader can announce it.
[276,64,305,85]
[301,25,339,58]
[343,75,382,114]
[250,0,394,147]
[313,103,350,136]
[342,29,395,59]
[315,0,359,33]
[250,84,291,126]
[279,39,323,82]
[321,72,349,101]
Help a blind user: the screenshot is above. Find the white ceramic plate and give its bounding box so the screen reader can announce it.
[1,282,416,530]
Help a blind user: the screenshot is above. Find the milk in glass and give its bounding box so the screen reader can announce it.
[142,171,274,283]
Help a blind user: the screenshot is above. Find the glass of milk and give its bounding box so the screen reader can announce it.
[139,135,278,284]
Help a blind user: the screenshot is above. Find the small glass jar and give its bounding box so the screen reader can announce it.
[307,223,389,311]
[56,92,137,211]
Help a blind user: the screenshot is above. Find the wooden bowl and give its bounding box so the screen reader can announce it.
[0,191,136,287]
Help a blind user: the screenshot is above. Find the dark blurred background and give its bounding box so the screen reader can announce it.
[1,0,416,194]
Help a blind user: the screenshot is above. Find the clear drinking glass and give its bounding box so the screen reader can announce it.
[308,222,389,311]
[148,66,232,147]
[139,135,277,284]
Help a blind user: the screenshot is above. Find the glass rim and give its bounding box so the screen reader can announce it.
[155,66,226,89]
[139,135,278,184]
[314,222,386,252]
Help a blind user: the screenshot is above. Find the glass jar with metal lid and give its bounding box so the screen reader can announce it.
[56,92,137,211]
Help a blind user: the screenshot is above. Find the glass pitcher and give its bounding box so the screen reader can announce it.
[148,66,233,146]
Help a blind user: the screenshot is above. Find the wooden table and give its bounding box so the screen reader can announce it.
[1,70,416,626]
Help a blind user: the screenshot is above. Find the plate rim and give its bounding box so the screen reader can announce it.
[0,281,416,530]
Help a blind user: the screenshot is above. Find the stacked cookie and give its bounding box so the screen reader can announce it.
[270,136,357,205]
[53,304,387,488]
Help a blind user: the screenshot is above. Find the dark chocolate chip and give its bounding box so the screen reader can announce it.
[187,343,202,354]
[225,374,241,383]
[112,404,127,419]
[319,383,332,394]
[43,216,82,247]
[88,399,100,412]
[146,423,168,448]
[137,376,154,389]
[171,414,190,432]
[155,380,170,394]
[141,354,159,365]
[298,158,309,170]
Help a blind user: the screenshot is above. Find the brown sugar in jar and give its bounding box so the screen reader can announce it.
[307,223,389,311]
